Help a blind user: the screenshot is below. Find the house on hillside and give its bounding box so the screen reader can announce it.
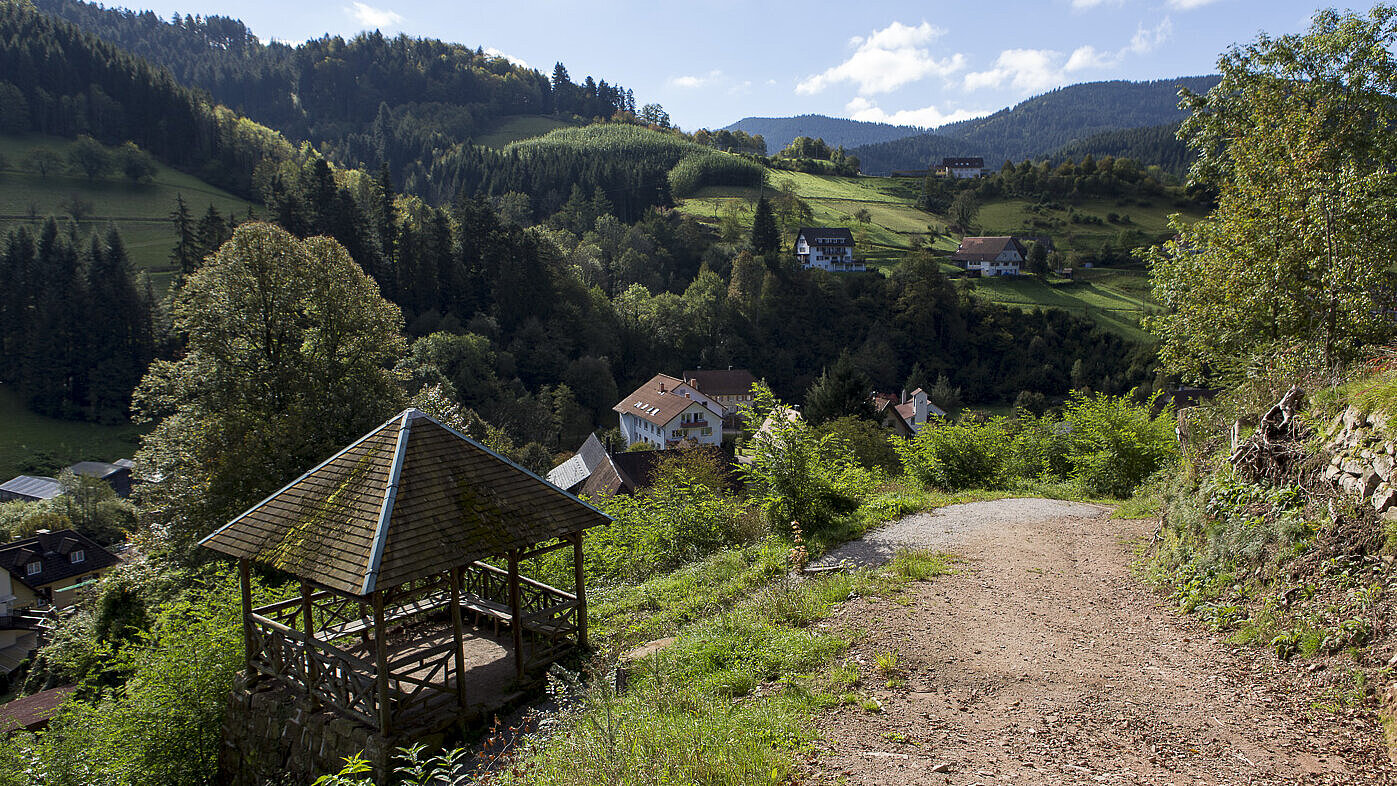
[937,157,987,179]
[795,228,865,272]
[0,476,61,503]
[0,530,119,675]
[952,236,1027,277]
[682,369,759,435]
[613,374,725,450]
[873,389,944,437]
[547,433,738,498]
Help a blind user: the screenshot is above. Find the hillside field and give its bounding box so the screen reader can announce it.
[0,134,256,290]
[0,385,146,481]
[677,166,1177,339]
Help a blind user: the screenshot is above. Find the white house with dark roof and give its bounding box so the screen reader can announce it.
[938,157,987,179]
[613,374,724,449]
[795,227,864,272]
[952,236,1027,277]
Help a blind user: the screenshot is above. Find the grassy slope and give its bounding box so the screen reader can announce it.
[0,134,255,291]
[474,115,578,148]
[0,385,146,479]
[676,165,1183,339]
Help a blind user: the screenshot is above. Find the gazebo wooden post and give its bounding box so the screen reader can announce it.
[572,532,588,648]
[372,589,393,736]
[508,550,524,679]
[239,559,253,674]
[449,567,468,710]
[300,582,318,705]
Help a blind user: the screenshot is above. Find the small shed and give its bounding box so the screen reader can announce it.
[200,408,610,737]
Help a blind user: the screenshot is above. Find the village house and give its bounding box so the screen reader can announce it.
[795,227,865,272]
[613,374,725,449]
[0,530,119,674]
[952,236,1028,277]
[937,157,987,179]
[548,433,736,498]
[681,369,758,416]
[0,476,62,503]
[873,389,945,437]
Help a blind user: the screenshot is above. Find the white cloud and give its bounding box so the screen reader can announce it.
[966,17,1173,93]
[845,96,987,128]
[797,21,967,96]
[1167,0,1220,8]
[1071,0,1124,7]
[964,49,1066,93]
[348,1,402,28]
[1065,45,1116,72]
[669,70,723,89]
[1129,18,1174,54]
[484,48,528,68]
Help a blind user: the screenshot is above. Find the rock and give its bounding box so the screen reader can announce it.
[1325,464,1344,482]
[1363,470,1383,496]
[1340,475,1363,497]
[1376,455,1395,482]
[1344,407,1366,430]
[1374,485,1397,513]
[930,762,953,773]
[1342,458,1367,477]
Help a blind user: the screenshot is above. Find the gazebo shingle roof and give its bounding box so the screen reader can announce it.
[199,409,610,597]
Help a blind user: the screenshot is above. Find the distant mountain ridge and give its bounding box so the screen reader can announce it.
[721,114,927,154]
[844,76,1218,174]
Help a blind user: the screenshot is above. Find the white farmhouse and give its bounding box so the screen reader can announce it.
[613,374,725,449]
[952,236,1027,277]
[795,227,865,272]
[937,157,987,179]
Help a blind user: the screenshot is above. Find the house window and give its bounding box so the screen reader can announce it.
[70,550,85,564]
[26,561,41,576]
[702,428,713,436]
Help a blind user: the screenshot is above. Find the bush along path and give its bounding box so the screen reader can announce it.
[798,499,1394,784]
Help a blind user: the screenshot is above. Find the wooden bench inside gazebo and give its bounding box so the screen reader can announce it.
[200,408,611,736]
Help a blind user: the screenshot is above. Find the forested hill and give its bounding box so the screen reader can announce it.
[31,0,636,177]
[852,77,1219,174]
[1042,123,1193,177]
[721,115,931,154]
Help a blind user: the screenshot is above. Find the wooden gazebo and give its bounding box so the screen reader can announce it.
[200,408,611,736]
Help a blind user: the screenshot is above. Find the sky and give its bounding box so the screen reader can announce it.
[132,0,1335,130]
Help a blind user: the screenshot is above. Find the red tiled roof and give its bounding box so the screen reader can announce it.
[613,374,721,428]
[0,685,76,733]
[951,236,1026,262]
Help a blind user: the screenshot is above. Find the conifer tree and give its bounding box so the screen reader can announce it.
[750,196,780,256]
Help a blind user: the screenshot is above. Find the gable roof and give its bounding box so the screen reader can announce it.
[199,409,611,597]
[0,530,119,591]
[0,476,62,501]
[941,157,985,168]
[951,236,1027,262]
[69,462,127,481]
[682,369,758,397]
[545,433,610,493]
[796,227,854,245]
[0,685,77,733]
[612,374,722,429]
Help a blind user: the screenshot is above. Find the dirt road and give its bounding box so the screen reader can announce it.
[802,499,1394,785]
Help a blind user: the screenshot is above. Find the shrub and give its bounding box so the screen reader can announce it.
[895,417,1008,490]
[1004,413,1070,482]
[1062,391,1178,497]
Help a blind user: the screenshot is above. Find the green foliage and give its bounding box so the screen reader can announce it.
[1150,6,1397,381]
[738,384,873,541]
[749,196,779,255]
[895,417,1008,491]
[0,570,290,786]
[667,151,764,198]
[1061,391,1178,497]
[815,416,901,474]
[803,354,875,427]
[133,222,406,560]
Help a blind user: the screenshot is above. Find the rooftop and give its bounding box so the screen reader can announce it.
[612,374,722,429]
[0,530,119,590]
[682,369,758,397]
[200,409,611,597]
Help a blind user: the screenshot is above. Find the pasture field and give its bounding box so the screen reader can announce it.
[0,385,146,481]
[0,134,255,291]
[964,266,1157,341]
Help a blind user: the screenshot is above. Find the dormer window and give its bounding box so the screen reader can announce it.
[26,561,41,576]
[70,550,85,564]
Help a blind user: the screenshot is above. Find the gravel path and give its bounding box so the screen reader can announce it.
[811,497,1112,569]
[801,498,1395,785]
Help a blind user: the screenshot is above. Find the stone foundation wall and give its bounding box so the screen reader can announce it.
[1323,407,1397,518]
[217,674,394,785]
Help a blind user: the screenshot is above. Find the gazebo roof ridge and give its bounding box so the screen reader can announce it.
[200,408,611,597]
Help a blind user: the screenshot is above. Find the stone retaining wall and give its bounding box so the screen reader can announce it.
[1323,406,1397,519]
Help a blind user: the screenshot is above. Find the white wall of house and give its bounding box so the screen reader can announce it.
[949,166,983,179]
[797,236,863,272]
[620,402,722,449]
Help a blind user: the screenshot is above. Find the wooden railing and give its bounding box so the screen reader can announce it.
[247,563,581,731]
